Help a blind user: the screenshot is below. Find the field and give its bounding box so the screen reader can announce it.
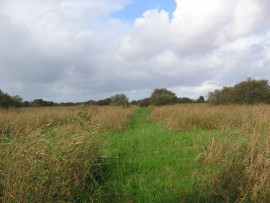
[148,104,270,202]
[1,104,270,202]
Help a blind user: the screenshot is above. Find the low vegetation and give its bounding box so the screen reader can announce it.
[149,103,270,202]
[0,105,138,202]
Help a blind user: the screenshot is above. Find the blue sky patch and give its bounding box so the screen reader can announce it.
[112,0,176,22]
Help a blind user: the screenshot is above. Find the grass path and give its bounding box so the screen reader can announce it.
[100,108,213,202]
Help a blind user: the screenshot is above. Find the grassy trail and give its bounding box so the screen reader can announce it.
[100,108,212,202]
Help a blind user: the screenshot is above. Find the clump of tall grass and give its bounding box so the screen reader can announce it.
[0,105,138,202]
[149,104,270,201]
[196,132,270,202]
[0,106,79,138]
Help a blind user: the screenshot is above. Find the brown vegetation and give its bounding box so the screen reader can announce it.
[0,105,138,202]
[0,105,138,138]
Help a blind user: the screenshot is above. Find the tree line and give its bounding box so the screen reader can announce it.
[207,78,270,105]
[0,91,131,108]
[0,88,200,108]
[1,78,269,108]
[130,89,204,107]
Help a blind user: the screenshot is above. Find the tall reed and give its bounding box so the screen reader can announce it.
[148,104,270,134]
[0,105,138,202]
[0,105,138,138]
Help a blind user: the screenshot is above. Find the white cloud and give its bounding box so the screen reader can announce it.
[172,81,222,99]
[0,0,270,101]
[75,30,94,39]
[117,9,171,60]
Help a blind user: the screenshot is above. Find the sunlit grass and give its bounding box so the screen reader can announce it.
[100,108,216,202]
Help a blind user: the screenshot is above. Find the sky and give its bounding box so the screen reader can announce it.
[0,0,270,102]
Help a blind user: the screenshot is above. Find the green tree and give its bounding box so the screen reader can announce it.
[0,90,12,108]
[11,95,23,107]
[30,99,44,107]
[0,90,20,108]
[207,90,221,104]
[130,100,138,105]
[97,98,112,106]
[208,78,270,105]
[196,95,205,103]
[150,88,177,106]
[23,101,30,107]
[86,100,98,105]
[110,94,129,107]
[234,78,270,104]
[138,98,151,107]
[177,97,193,104]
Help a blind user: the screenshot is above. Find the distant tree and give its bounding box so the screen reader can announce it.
[234,78,270,104]
[208,78,270,105]
[97,98,112,106]
[130,100,138,105]
[11,95,23,107]
[30,99,44,107]
[0,90,26,108]
[59,102,77,106]
[0,90,22,108]
[86,100,97,105]
[138,98,151,107]
[150,88,177,106]
[207,90,222,105]
[177,97,194,104]
[196,95,205,103]
[23,101,30,107]
[45,101,56,106]
[220,87,236,104]
[0,90,12,108]
[110,94,129,107]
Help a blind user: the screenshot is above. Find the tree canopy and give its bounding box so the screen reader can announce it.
[0,90,24,108]
[110,94,129,107]
[208,78,270,105]
[150,88,177,106]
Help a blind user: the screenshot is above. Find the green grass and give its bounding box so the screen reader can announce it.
[100,108,216,202]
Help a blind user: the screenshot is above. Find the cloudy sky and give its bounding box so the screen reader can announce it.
[0,0,270,102]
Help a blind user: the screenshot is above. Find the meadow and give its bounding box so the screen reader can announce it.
[1,104,270,202]
[148,104,270,202]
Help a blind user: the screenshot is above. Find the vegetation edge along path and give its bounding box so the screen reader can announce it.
[99,108,215,202]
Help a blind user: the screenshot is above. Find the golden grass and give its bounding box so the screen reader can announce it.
[0,105,138,202]
[148,103,270,134]
[149,104,270,202]
[0,105,138,138]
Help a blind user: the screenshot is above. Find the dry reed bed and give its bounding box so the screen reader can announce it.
[0,105,138,138]
[149,104,270,202]
[0,105,138,202]
[148,104,270,134]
